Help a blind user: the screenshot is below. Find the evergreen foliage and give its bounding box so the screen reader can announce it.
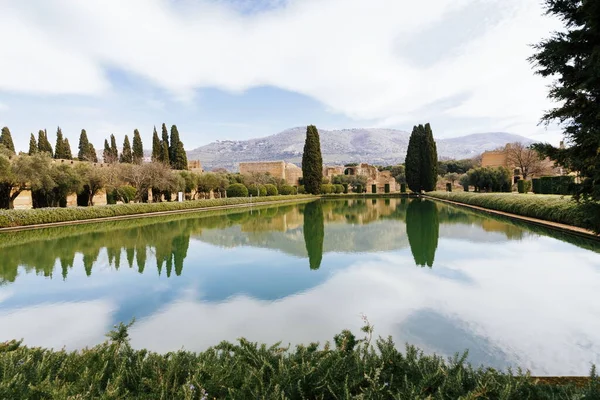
[63,138,73,159]
[406,199,439,267]
[226,183,249,198]
[0,127,15,153]
[132,129,144,164]
[54,127,66,159]
[159,123,170,165]
[28,134,37,155]
[151,126,161,162]
[301,125,323,195]
[169,125,188,170]
[88,143,98,163]
[103,139,112,164]
[37,130,53,155]
[77,129,90,161]
[110,134,118,162]
[120,135,133,164]
[303,200,324,270]
[530,0,600,213]
[405,124,438,192]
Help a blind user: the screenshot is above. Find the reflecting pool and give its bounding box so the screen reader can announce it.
[1,198,599,375]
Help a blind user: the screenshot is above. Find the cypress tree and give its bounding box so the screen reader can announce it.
[160,123,170,164]
[38,129,53,155]
[78,129,90,161]
[151,126,161,162]
[170,125,187,170]
[406,199,439,268]
[120,135,133,163]
[63,138,73,159]
[0,127,15,153]
[88,143,98,162]
[405,124,438,192]
[28,134,37,155]
[110,134,118,162]
[54,127,65,159]
[132,129,144,164]
[303,200,324,270]
[301,125,323,195]
[103,139,112,163]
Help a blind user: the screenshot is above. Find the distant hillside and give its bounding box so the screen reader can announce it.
[186,127,533,171]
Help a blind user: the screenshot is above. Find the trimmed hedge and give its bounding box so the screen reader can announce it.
[0,323,597,398]
[320,184,334,194]
[0,195,314,229]
[247,184,267,197]
[264,184,278,196]
[334,184,345,194]
[226,183,248,198]
[427,191,599,232]
[279,185,295,195]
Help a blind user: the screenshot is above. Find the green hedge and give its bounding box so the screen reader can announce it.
[334,184,345,194]
[0,195,313,229]
[247,184,267,197]
[0,323,596,399]
[279,185,295,195]
[264,184,278,196]
[320,184,334,194]
[226,183,248,198]
[532,178,541,194]
[517,180,526,194]
[427,191,599,232]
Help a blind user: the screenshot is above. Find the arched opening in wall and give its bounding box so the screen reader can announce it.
[344,168,355,176]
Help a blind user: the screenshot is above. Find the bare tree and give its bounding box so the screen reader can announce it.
[505,142,550,180]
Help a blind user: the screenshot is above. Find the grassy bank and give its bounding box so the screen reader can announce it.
[0,323,597,399]
[427,191,599,233]
[0,195,313,229]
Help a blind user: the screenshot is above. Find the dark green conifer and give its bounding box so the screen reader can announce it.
[406,199,439,267]
[38,129,53,155]
[170,125,187,170]
[151,127,161,162]
[88,143,98,163]
[0,127,15,153]
[78,129,90,161]
[405,124,438,192]
[120,135,133,163]
[303,201,324,270]
[103,139,112,164]
[63,138,73,159]
[54,127,65,159]
[301,125,323,195]
[28,134,37,155]
[110,134,118,162]
[132,129,144,164]
[159,123,170,165]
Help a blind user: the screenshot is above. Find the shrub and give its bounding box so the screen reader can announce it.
[400,183,406,193]
[466,166,512,192]
[354,184,363,193]
[342,183,349,194]
[320,184,334,194]
[384,183,390,193]
[532,178,541,194]
[106,190,117,205]
[540,177,553,194]
[116,185,137,203]
[264,184,278,196]
[524,180,532,193]
[334,184,344,194]
[517,180,526,194]
[279,185,295,195]
[247,184,267,197]
[227,183,248,198]
[298,185,306,194]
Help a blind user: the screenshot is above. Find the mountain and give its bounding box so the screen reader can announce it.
[186,127,534,171]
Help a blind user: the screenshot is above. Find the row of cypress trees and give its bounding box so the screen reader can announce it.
[0,125,188,170]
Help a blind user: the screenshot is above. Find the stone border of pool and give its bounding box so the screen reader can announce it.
[0,197,317,233]
[422,194,599,240]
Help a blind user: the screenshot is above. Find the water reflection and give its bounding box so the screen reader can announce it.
[1,198,600,375]
[406,199,439,267]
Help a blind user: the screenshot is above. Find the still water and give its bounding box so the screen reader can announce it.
[1,198,599,375]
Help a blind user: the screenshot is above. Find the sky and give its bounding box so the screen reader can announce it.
[0,0,564,153]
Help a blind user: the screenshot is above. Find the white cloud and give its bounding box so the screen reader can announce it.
[0,0,561,138]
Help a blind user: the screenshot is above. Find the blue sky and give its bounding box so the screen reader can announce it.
[0,0,563,152]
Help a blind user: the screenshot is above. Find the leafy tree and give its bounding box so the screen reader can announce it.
[406,199,439,268]
[37,130,53,155]
[303,201,324,270]
[78,129,91,161]
[0,127,15,153]
[0,152,52,209]
[170,125,188,170]
[467,166,512,192]
[151,127,161,162]
[530,0,600,208]
[28,134,37,155]
[110,134,118,162]
[120,135,133,164]
[132,129,144,164]
[505,142,549,180]
[405,124,438,192]
[444,172,460,185]
[301,125,323,195]
[75,163,106,206]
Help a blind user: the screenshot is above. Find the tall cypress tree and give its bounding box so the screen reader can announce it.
[406,198,439,268]
[151,126,161,162]
[301,125,323,195]
[405,124,438,192]
[159,123,170,165]
[110,134,118,162]
[132,129,144,164]
[103,139,112,163]
[78,129,90,161]
[120,135,133,163]
[28,134,37,155]
[88,143,98,162]
[170,125,187,170]
[0,127,15,153]
[63,138,73,159]
[54,127,65,159]
[303,200,324,270]
[38,130,53,154]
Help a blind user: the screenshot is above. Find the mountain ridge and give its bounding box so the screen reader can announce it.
[187,127,533,171]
